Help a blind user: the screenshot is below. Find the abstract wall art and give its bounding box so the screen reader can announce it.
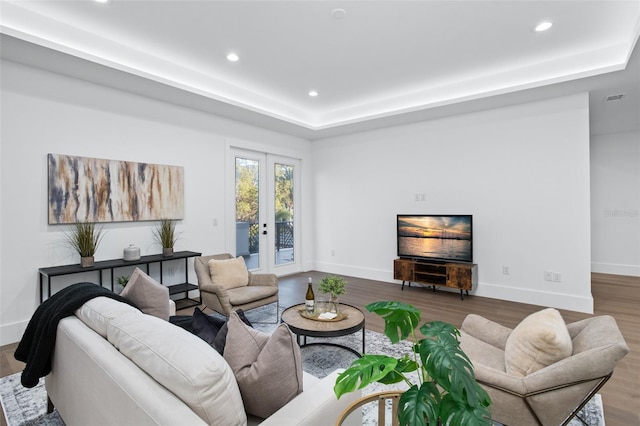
[48,153,184,224]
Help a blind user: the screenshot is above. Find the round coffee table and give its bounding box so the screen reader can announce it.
[281,303,365,357]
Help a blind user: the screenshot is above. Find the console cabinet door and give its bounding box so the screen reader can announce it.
[394,259,414,281]
[446,264,473,290]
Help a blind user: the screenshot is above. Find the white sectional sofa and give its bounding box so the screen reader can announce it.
[45,297,360,425]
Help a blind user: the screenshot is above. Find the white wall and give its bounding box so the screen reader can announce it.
[3,55,626,345]
[312,93,593,313]
[591,130,640,276]
[0,59,313,345]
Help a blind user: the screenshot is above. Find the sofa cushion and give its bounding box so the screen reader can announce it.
[120,267,170,320]
[107,311,246,426]
[75,296,141,338]
[208,257,249,289]
[227,285,279,305]
[504,308,573,377]
[224,312,303,418]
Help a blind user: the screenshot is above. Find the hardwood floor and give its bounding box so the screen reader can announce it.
[1,272,638,425]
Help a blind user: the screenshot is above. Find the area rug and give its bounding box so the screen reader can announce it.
[1,303,605,426]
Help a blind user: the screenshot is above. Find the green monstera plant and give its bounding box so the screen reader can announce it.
[334,301,491,426]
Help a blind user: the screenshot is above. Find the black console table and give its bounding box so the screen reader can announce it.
[38,250,202,306]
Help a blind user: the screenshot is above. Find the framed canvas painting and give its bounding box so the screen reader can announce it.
[48,153,184,224]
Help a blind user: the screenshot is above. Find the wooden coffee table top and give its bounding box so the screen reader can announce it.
[281,303,365,338]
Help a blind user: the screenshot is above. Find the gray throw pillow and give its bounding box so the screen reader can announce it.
[120,267,170,320]
[223,311,303,418]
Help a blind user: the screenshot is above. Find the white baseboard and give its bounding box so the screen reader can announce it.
[473,283,594,314]
[313,261,392,282]
[1,319,28,346]
[591,262,640,277]
[313,261,594,314]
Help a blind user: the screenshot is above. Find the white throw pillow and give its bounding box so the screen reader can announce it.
[504,308,573,377]
[120,267,170,320]
[208,257,249,289]
[107,311,247,426]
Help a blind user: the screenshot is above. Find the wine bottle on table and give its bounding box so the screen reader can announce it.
[305,277,315,314]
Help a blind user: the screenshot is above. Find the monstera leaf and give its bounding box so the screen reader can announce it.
[334,355,397,398]
[378,354,419,385]
[366,301,421,343]
[439,393,492,426]
[334,301,492,425]
[398,382,440,426]
[418,322,489,408]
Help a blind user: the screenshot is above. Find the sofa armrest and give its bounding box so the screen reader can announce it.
[461,314,512,350]
[169,299,176,316]
[475,345,625,397]
[259,370,361,426]
[248,272,278,287]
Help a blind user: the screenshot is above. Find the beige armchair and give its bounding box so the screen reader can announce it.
[194,253,279,321]
[460,312,629,426]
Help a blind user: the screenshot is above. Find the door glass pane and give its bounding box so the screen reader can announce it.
[274,163,294,265]
[235,157,259,269]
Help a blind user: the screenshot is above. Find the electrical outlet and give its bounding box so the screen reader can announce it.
[502,265,510,275]
[544,271,553,281]
[553,272,562,282]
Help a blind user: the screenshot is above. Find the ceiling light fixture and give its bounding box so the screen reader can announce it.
[308,90,319,97]
[535,21,553,32]
[331,9,346,20]
[226,53,239,62]
[94,0,109,3]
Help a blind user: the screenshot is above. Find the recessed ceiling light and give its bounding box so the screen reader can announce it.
[95,0,109,3]
[226,53,239,62]
[308,90,319,97]
[331,9,346,20]
[535,21,553,32]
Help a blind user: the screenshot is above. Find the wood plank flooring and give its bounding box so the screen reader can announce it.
[1,272,638,425]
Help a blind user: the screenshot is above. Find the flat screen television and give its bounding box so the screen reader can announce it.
[397,214,473,263]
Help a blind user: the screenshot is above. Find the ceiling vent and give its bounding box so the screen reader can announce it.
[604,93,626,102]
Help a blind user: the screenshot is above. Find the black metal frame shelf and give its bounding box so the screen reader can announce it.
[38,250,202,307]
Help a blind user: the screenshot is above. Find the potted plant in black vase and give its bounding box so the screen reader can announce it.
[334,301,491,426]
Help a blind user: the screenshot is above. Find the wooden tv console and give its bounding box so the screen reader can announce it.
[394,258,477,300]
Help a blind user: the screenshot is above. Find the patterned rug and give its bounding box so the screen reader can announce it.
[1,303,605,425]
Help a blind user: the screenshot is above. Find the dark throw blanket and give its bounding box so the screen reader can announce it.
[15,282,138,388]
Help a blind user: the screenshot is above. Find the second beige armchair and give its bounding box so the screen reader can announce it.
[460,311,629,426]
[194,253,279,321]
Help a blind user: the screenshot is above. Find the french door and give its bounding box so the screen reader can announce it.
[230,149,300,275]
